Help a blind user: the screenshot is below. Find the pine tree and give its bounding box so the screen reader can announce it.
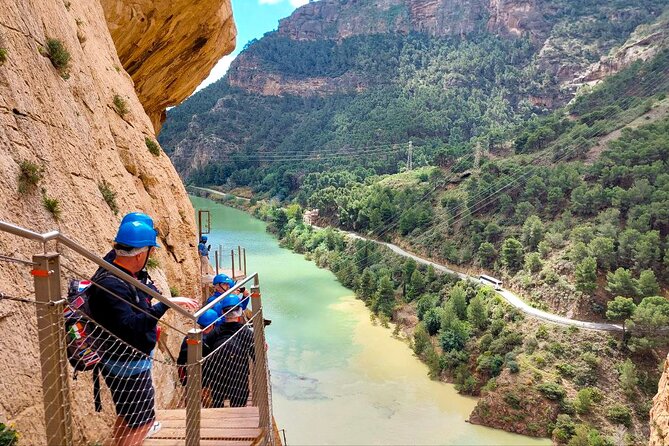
[606,268,638,300]
[606,296,636,337]
[467,295,488,331]
[636,269,660,298]
[501,237,524,272]
[521,215,544,251]
[407,269,425,301]
[477,242,496,266]
[449,284,468,320]
[372,275,395,318]
[575,257,597,295]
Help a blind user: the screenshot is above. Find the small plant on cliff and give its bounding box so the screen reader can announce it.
[0,423,19,446]
[42,194,61,220]
[17,160,44,193]
[145,137,160,156]
[146,256,160,269]
[169,286,179,297]
[45,38,70,78]
[0,48,7,65]
[113,94,129,117]
[98,180,118,215]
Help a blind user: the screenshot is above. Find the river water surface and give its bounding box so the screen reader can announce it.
[192,196,549,446]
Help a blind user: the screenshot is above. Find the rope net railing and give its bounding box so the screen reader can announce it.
[0,227,274,446]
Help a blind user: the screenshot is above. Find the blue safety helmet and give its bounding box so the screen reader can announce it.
[197,309,219,328]
[201,235,208,242]
[114,221,160,248]
[217,294,242,313]
[212,274,233,287]
[121,212,154,229]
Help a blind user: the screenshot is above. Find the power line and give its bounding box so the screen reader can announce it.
[409,64,669,246]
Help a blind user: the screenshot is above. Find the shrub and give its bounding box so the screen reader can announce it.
[552,414,576,443]
[580,352,600,370]
[536,324,549,339]
[537,382,566,401]
[0,48,7,64]
[508,360,520,373]
[556,363,575,378]
[146,257,159,269]
[548,342,565,357]
[169,286,179,297]
[145,137,160,156]
[606,404,632,427]
[574,388,595,414]
[113,94,129,116]
[524,336,539,354]
[45,38,70,77]
[503,391,522,409]
[0,423,19,446]
[17,160,43,193]
[98,180,118,214]
[42,194,61,220]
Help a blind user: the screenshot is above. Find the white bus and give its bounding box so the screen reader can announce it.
[479,274,503,291]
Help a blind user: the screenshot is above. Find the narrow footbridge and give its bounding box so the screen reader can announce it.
[0,220,278,446]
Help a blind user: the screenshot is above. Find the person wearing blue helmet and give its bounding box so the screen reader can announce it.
[205,294,255,407]
[207,274,249,315]
[198,235,211,274]
[89,219,198,445]
[103,212,158,293]
[176,309,219,386]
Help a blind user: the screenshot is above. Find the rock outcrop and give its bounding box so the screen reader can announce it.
[0,0,234,443]
[651,355,669,446]
[227,55,368,97]
[568,11,669,89]
[100,0,236,133]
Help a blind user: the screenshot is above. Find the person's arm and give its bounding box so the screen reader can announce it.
[95,281,168,349]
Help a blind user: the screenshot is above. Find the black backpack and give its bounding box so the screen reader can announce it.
[64,273,109,412]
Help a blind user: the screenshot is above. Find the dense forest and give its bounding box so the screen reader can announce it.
[165,2,669,442]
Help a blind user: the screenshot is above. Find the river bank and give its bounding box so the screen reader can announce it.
[195,191,657,444]
[192,195,551,445]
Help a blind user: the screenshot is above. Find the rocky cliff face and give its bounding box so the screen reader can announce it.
[0,0,234,443]
[276,0,541,41]
[651,355,669,446]
[100,0,236,133]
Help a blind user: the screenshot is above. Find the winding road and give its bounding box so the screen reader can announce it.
[344,231,623,332]
[190,185,621,332]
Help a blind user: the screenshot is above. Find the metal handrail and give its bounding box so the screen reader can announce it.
[0,219,194,319]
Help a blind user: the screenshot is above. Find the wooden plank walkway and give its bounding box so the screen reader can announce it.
[143,406,265,446]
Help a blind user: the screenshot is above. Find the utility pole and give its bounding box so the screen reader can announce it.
[407,141,413,171]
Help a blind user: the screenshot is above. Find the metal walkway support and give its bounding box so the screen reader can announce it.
[34,252,73,446]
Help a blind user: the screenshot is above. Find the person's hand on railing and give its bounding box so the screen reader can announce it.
[168,296,199,311]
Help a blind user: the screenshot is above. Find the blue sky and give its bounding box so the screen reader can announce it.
[195,0,310,91]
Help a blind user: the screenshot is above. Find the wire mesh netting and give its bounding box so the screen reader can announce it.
[0,242,275,446]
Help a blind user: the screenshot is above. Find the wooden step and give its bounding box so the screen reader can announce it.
[143,407,262,446]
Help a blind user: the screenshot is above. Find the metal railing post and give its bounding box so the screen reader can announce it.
[251,285,270,435]
[185,328,203,446]
[243,248,247,276]
[33,252,73,446]
[215,252,219,275]
[231,249,235,279]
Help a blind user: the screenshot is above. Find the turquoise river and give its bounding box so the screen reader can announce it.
[192,196,550,446]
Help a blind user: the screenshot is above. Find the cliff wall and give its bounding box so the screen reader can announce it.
[651,355,669,446]
[0,0,234,443]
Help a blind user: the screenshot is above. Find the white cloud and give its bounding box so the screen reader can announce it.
[290,0,309,6]
[258,0,283,4]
